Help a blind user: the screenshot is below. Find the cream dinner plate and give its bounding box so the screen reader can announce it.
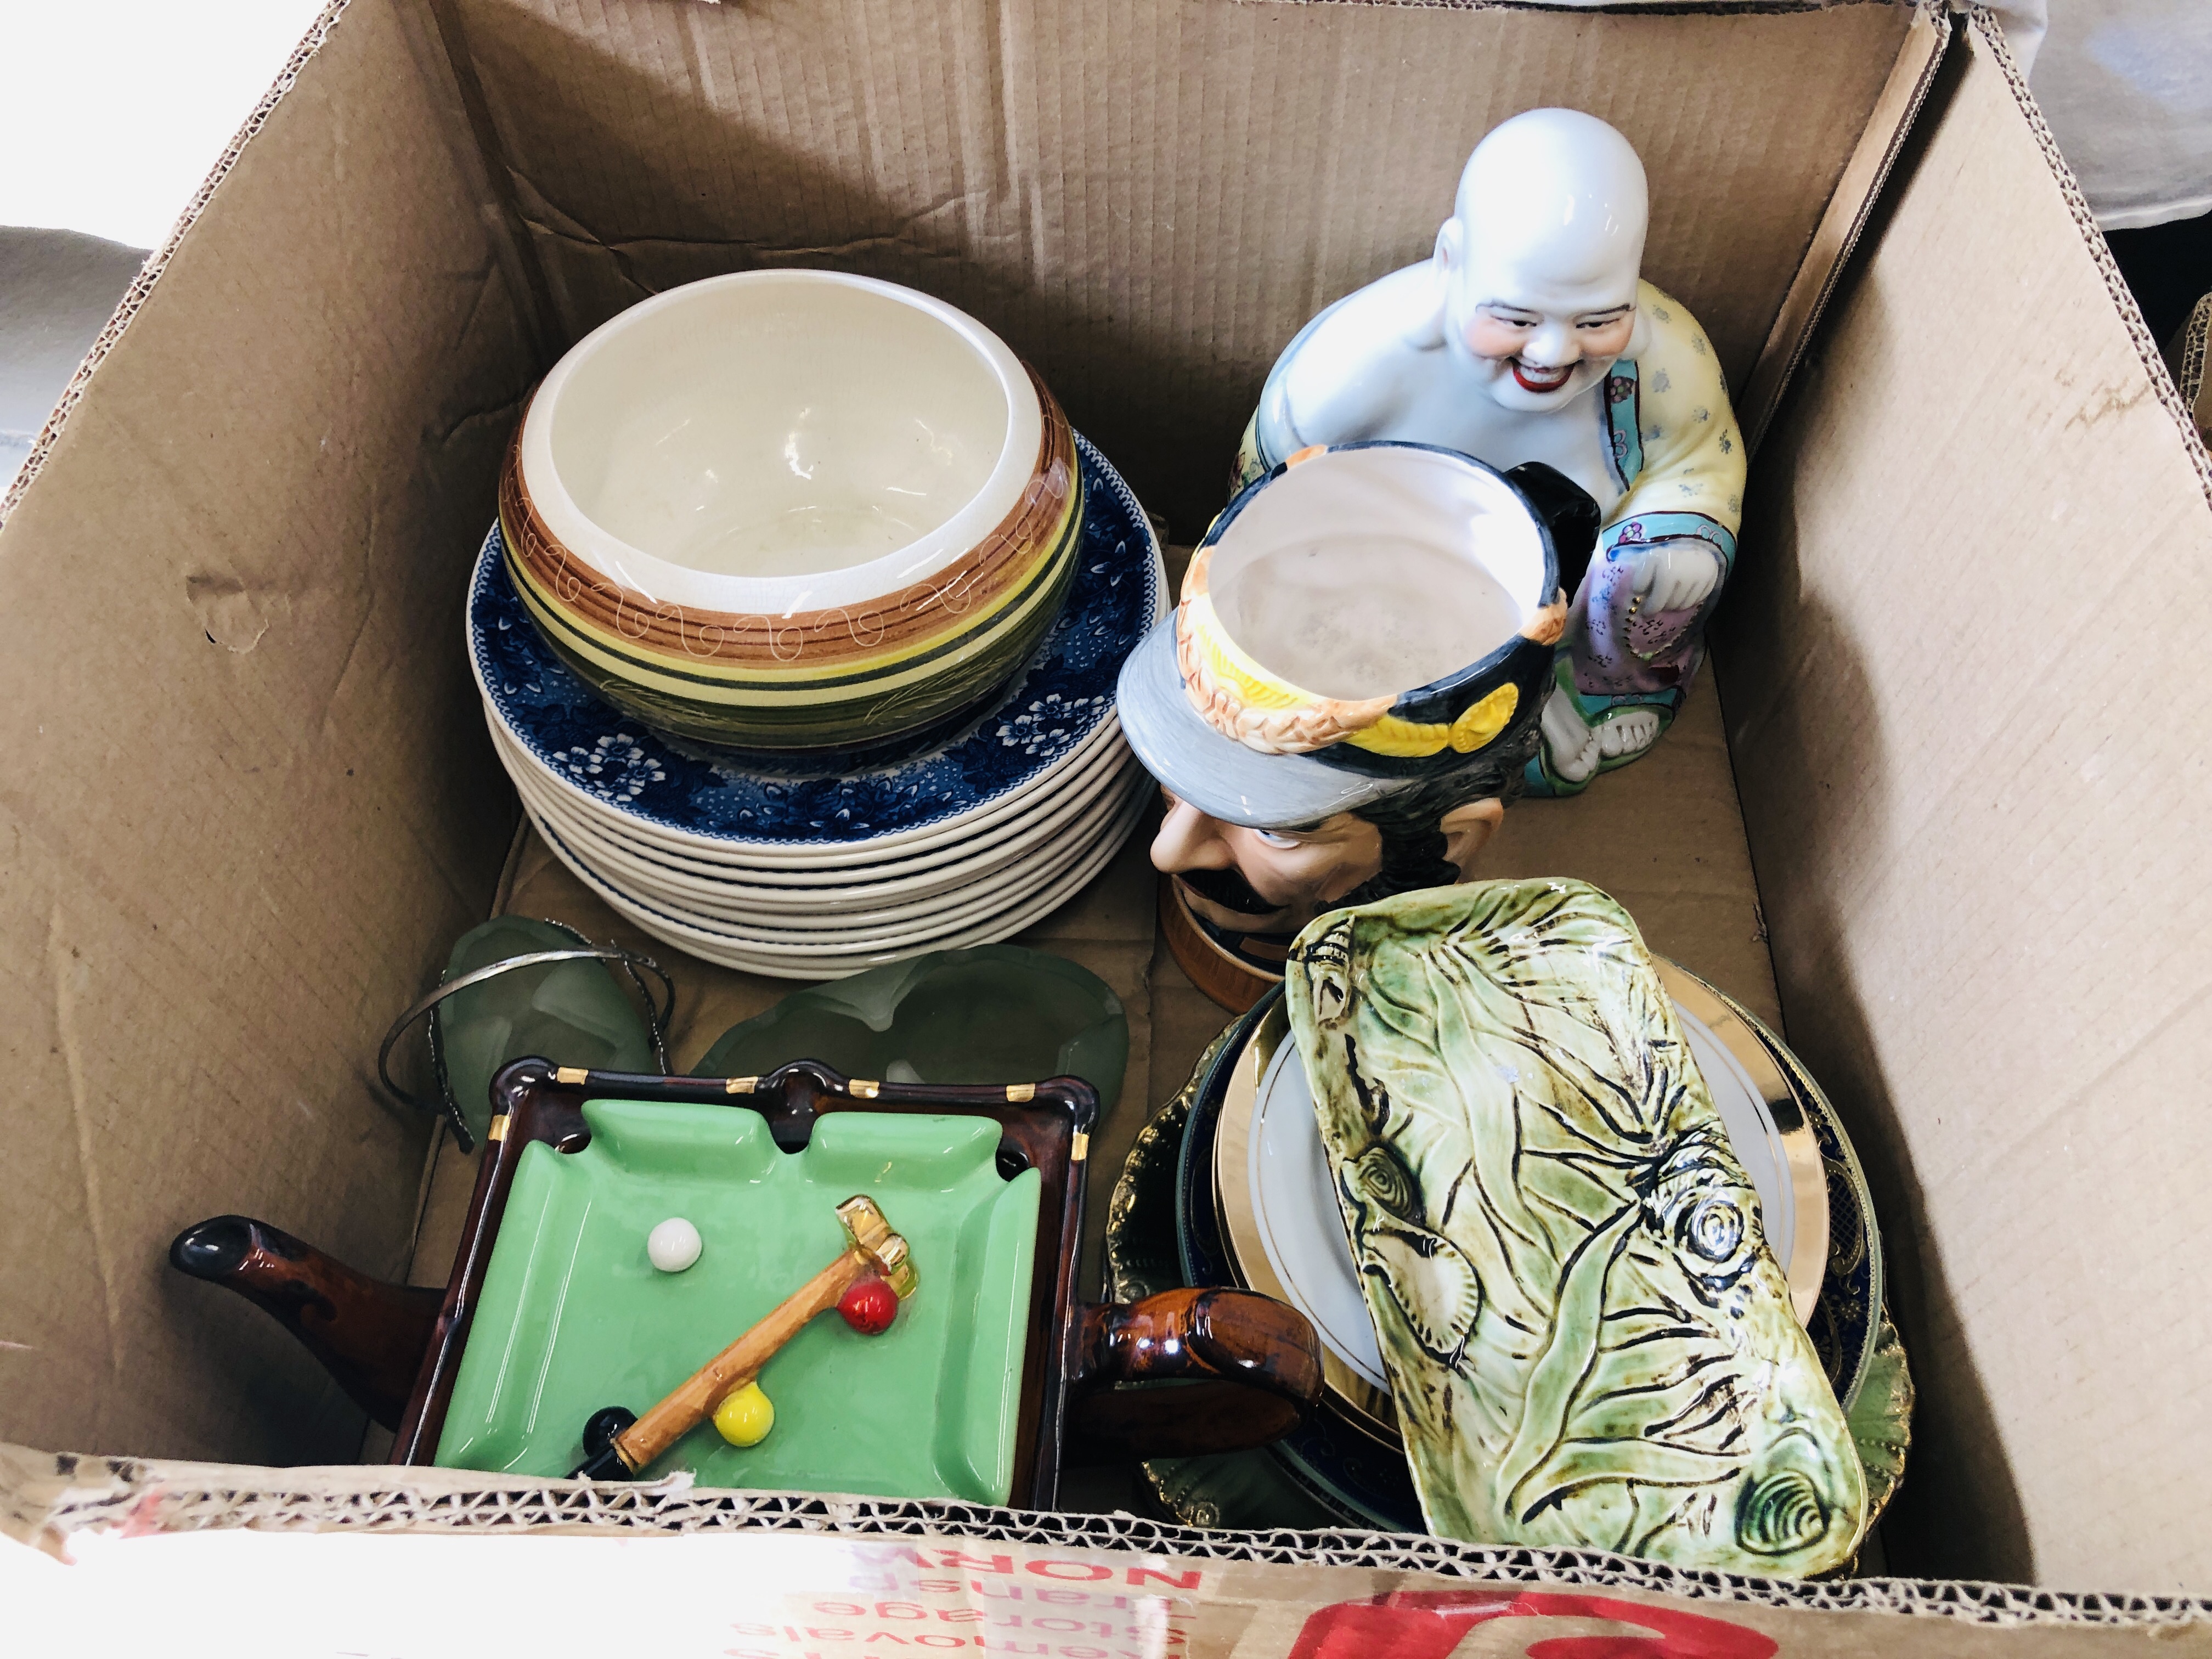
[528,782,1149,979]
[526,767,1146,941]
[501,727,1143,928]
[496,720,1134,898]
[1211,958,1829,1444]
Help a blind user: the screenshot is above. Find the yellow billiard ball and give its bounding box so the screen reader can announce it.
[713,1381,774,1447]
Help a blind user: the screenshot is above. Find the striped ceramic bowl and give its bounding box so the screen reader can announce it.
[498,270,1084,752]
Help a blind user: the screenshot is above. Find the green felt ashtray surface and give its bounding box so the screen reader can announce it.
[435,1099,1041,1503]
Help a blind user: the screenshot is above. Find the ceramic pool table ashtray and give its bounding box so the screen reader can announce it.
[169,1058,1323,1508]
[436,1107,1028,1499]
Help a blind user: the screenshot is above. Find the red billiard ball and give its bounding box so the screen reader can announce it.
[838,1277,899,1335]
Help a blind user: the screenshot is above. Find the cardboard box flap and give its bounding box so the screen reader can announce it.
[438,0,1928,532]
[1729,9,2212,1593]
[0,0,532,1466]
[9,1444,2212,1653]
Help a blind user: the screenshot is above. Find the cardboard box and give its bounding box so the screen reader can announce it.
[6,0,2212,1640]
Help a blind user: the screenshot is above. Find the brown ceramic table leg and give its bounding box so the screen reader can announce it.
[168,1216,442,1430]
[1064,1286,1323,1460]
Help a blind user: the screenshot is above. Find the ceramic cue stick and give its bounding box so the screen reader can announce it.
[572,1194,917,1480]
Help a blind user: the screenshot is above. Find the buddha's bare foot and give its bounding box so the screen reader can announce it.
[1541,691,1602,784]
[1595,707,1663,760]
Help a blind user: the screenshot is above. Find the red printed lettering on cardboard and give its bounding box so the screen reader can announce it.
[1288,1589,1778,1659]
[1026,1561,1115,1583]
[1126,1567,1204,1590]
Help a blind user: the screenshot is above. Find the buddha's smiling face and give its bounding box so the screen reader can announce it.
[1431,107,1649,414]
[1447,275,1639,413]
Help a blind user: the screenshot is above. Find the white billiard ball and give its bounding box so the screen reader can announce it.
[647,1217,702,1273]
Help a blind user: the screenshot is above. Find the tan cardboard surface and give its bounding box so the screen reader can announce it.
[1727,16,2212,1593]
[0,1,534,1466]
[436,0,1917,534]
[21,0,2206,1609]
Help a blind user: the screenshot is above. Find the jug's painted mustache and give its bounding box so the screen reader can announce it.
[1178,865,1283,919]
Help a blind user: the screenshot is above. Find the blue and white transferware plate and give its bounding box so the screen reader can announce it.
[468,435,1165,856]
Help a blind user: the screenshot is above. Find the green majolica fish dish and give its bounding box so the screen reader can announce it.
[1284,879,1866,1575]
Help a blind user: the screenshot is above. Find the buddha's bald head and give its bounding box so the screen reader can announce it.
[1455,109,1649,286]
[1435,110,1651,413]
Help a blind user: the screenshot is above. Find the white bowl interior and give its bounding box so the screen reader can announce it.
[1207,447,1548,701]
[530,274,1038,607]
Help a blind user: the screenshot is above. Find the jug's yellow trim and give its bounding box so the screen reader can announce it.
[1350,684,1521,758]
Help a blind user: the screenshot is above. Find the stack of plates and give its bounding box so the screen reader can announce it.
[467,436,1166,978]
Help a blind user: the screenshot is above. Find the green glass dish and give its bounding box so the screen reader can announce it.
[434,1098,1040,1503]
[433,917,660,1145]
[694,944,1126,1112]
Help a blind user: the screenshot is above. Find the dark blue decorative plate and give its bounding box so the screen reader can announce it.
[467,435,1163,850]
[1714,985,1886,1417]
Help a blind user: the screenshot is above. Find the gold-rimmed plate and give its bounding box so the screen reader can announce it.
[1210,958,1830,1446]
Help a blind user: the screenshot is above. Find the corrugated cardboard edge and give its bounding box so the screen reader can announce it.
[0,0,355,532]
[1956,1,2212,506]
[1739,2,1948,448]
[3,1443,2209,1628]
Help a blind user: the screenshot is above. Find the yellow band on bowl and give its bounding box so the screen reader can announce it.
[510,545,1073,708]
[506,497,1077,690]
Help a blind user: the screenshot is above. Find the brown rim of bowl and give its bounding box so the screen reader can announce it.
[500,366,1079,673]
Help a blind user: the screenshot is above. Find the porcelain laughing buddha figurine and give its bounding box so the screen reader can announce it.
[1238,109,1745,795]
[1118,442,1592,1006]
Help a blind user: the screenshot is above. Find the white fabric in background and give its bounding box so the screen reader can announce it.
[0,2,325,249]
[1989,0,2051,75]
[0,229,147,493]
[2031,0,2212,230]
